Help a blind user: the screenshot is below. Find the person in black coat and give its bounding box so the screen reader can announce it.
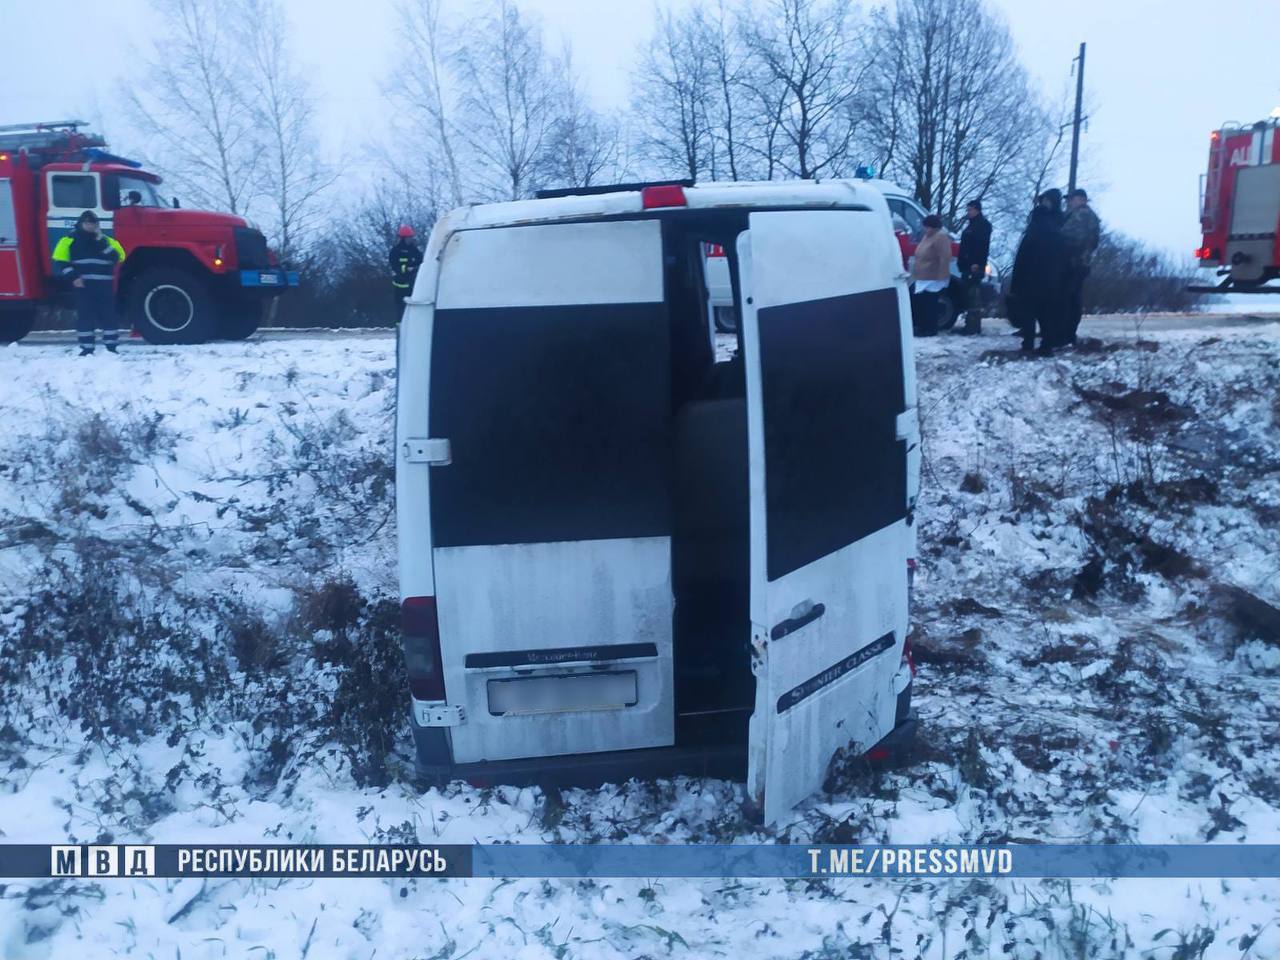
[389,225,423,312]
[956,200,992,335]
[1009,205,1071,355]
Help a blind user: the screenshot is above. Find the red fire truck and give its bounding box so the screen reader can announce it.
[1194,116,1280,292]
[0,120,298,344]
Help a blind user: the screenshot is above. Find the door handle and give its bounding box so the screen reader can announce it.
[770,602,825,641]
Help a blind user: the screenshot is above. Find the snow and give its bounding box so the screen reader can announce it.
[1,319,1279,958]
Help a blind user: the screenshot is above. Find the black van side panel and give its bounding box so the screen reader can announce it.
[429,303,671,547]
[757,286,906,581]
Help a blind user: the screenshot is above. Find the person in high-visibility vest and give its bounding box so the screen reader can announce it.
[389,224,423,314]
[52,210,126,356]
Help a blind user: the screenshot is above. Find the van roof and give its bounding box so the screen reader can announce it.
[432,178,892,239]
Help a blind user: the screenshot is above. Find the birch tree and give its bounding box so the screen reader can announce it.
[395,0,466,208]
[236,0,335,260]
[452,0,562,201]
[124,0,259,215]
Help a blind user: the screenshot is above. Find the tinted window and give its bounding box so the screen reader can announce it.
[51,175,97,210]
[429,302,671,547]
[757,286,907,580]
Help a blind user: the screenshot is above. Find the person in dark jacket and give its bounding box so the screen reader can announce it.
[1061,188,1101,345]
[1009,205,1071,355]
[390,225,423,311]
[51,211,126,356]
[956,200,992,335]
[1036,188,1065,227]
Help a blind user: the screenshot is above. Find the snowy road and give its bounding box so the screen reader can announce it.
[14,309,1280,347]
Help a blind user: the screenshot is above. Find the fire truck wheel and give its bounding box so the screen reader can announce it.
[936,293,958,332]
[128,268,216,345]
[0,308,37,344]
[216,301,264,340]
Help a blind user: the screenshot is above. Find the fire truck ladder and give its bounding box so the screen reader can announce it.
[0,120,99,154]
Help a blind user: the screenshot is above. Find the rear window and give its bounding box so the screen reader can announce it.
[51,175,97,210]
[758,286,907,580]
[428,220,671,548]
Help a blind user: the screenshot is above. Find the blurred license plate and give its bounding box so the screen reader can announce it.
[487,671,638,716]
[258,272,280,285]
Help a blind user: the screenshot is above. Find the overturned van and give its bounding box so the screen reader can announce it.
[395,179,922,823]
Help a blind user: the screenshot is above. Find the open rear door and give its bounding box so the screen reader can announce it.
[737,210,914,823]
[427,219,675,765]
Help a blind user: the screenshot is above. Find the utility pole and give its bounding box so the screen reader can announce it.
[1068,42,1086,194]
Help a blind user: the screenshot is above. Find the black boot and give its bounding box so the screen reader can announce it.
[960,312,982,335]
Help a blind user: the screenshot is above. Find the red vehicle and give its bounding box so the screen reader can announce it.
[1195,116,1280,292]
[0,120,298,344]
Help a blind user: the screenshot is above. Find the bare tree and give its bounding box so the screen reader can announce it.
[863,0,1049,225]
[451,0,562,201]
[740,0,871,180]
[235,0,335,260]
[395,0,466,208]
[702,1,754,180]
[540,52,625,189]
[632,7,716,180]
[124,0,259,215]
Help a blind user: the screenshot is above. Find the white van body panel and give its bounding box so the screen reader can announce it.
[423,217,675,763]
[398,180,916,820]
[437,537,675,762]
[738,210,915,824]
[437,220,664,308]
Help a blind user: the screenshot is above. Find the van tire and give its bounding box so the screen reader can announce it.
[127,267,216,344]
[0,307,36,344]
[217,301,264,340]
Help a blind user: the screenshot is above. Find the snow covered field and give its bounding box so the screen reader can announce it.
[1,319,1279,958]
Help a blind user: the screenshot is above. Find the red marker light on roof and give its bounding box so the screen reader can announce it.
[642,185,687,209]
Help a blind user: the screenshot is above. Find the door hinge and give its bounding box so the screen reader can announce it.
[414,703,466,727]
[403,438,451,465]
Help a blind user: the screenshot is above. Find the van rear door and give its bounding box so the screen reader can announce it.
[737,210,914,823]
[428,218,675,764]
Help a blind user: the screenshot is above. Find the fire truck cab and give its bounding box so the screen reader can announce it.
[0,120,298,344]
[1196,117,1280,291]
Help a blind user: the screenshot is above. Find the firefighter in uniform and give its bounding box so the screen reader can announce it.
[389,225,423,313]
[52,210,126,356]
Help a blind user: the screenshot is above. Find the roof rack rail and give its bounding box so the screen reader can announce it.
[534,179,694,201]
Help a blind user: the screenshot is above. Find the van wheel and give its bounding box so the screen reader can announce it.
[0,307,36,344]
[217,301,264,340]
[128,268,215,344]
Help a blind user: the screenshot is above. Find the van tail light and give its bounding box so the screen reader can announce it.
[1195,246,1216,260]
[902,635,917,678]
[642,184,687,209]
[402,596,446,701]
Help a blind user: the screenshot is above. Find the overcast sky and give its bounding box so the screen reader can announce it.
[5,0,1280,258]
